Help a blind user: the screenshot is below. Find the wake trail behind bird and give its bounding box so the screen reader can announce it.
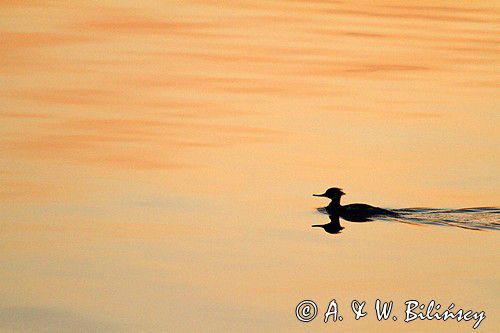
[318,207,500,231]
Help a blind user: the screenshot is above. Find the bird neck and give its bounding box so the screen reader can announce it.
[327,197,342,210]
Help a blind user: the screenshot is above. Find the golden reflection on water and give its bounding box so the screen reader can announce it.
[0,0,499,331]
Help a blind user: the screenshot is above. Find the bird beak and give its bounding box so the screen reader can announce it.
[313,193,325,197]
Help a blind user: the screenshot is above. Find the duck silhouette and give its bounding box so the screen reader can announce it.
[312,214,344,234]
[313,187,398,222]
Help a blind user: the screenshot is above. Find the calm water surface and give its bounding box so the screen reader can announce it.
[1,1,499,331]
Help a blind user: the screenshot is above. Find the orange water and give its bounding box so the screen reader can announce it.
[1,1,499,331]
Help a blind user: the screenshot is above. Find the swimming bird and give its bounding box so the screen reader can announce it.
[313,187,398,222]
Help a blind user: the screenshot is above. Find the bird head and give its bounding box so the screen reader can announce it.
[313,187,345,199]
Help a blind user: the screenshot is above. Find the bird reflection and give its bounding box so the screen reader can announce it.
[312,214,344,234]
